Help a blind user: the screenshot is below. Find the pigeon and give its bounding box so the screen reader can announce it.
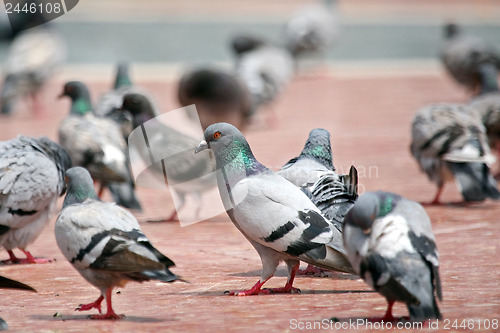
[467,64,500,159]
[284,0,340,57]
[231,35,295,122]
[55,167,182,319]
[58,81,142,211]
[410,103,500,204]
[0,274,37,330]
[122,93,216,221]
[94,63,159,118]
[343,191,442,322]
[278,128,358,275]
[177,66,253,131]
[195,123,354,296]
[0,23,65,115]
[440,23,500,94]
[0,135,71,263]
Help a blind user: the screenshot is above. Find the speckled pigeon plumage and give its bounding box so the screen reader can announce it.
[195,123,354,296]
[232,37,295,115]
[0,135,71,263]
[55,167,181,320]
[177,66,253,131]
[440,23,500,94]
[123,93,216,221]
[1,25,65,114]
[343,191,442,322]
[284,0,340,57]
[411,103,500,204]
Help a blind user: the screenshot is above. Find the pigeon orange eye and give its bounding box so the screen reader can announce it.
[213,131,222,140]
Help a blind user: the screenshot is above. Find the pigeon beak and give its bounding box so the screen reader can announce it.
[195,140,208,154]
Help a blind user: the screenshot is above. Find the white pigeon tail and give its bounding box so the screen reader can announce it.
[55,167,182,320]
[0,136,71,264]
[195,123,353,296]
[343,191,442,322]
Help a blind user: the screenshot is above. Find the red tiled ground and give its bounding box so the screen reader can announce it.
[0,67,499,332]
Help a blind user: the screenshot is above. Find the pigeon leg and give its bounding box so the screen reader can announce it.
[225,278,272,296]
[297,264,327,276]
[369,300,395,322]
[97,182,106,198]
[2,250,21,263]
[264,261,301,294]
[422,186,444,206]
[76,295,104,313]
[89,289,124,319]
[20,250,53,264]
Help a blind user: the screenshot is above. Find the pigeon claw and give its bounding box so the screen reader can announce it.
[224,289,272,296]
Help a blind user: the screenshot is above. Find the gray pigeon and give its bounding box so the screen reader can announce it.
[177,66,253,131]
[231,36,295,121]
[1,25,65,115]
[0,135,71,263]
[58,81,142,211]
[343,191,442,322]
[284,0,340,57]
[440,23,500,94]
[410,103,500,204]
[468,64,500,160]
[55,167,182,320]
[278,128,358,274]
[0,274,37,330]
[122,93,216,221]
[94,63,159,118]
[195,123,354,296]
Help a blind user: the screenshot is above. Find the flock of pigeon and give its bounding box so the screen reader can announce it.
[0,0,499,328]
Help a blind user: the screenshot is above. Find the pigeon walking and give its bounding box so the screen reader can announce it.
[440,23,500,95]
[410,103,500,204]
[55,167,182,319]
[195,123,354,296]
[278,128,358,274]
[58,81,141,210]
[343,191,442,322]
[122,93,216,221]
[0,136,71,264]
[177,66,252,131]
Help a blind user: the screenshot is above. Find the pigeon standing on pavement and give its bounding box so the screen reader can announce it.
[278,128,358,274]
[58,81,142,210]
[410,103,500,204]
[177,66,253,131]
[0,136,71,263]
[122,93,216,221]
[1,24,66,115]
[0,274,37,330]
[55,167,182,319]
[195,123,354,296]
[284,0,340,58]
[343,191,442,322]
[440,23,500,94]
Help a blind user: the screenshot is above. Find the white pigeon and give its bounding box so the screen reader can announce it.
[284,0,340,57]
[55,167,182,319]
[343,191,442,322]
[0,136,71,263]
[410,103,500,204]
[195,123,354,296]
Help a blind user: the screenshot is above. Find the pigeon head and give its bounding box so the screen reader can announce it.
[300,128,334,170]
[230,34,266,56]
[59,81,92,115]
[114,62,132,89]
[120,93,156,127]
[196,122,266,176]
[444,23,460,39]
[63,167,99,208]
[345,192,380,232]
